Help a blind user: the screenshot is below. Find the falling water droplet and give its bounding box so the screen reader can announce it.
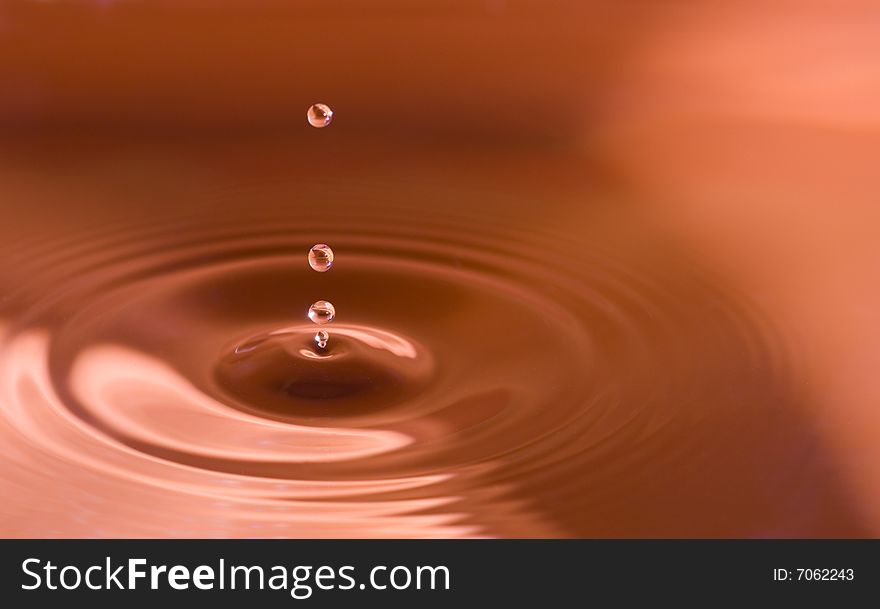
[307,103,333,128]
[308,300,336,325]
[314,330,329,349]
[308,244,334,272]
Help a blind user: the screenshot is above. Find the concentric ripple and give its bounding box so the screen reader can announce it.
[0,184,861,537]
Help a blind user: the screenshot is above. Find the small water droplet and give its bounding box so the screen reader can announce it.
[308,300,336,325]
[307,103,333,128]
[308,243,334,272]
[315,330,329,349]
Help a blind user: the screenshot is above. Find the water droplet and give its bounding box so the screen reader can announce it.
[315,330,329,349]
[308,243,334,272]
[308,300,336,325]
[307,103,333,128]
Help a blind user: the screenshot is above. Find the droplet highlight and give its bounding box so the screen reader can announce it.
[314,330,329,349]
[308,244,334,272]
[308,300,336,325]
[307,103,333,128]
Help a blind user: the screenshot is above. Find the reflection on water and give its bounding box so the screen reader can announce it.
[0,183,865,537]
[0,0,878,537]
